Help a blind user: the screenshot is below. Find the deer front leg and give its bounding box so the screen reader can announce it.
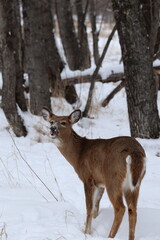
[84,180,95,234]
[92,185,104,218]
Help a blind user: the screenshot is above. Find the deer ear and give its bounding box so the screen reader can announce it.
[69,110,81,124]
[41,107,52,121]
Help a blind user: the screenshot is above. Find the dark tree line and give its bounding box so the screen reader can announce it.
[0,0,92,136]
[0,0,160,139]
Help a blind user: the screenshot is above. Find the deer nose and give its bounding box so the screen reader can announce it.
[50,125,57,132]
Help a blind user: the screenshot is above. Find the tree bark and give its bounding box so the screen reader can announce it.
[140,0,160,58]
[75,0,91,68]
[46,8,64,97]
[154,27,160,60]
[0,0,27,137]
[55,0,90,70]
[112,0,159,138]
[0,48,2,71]
[90,0,100,65]
[22,0,61,114]
[64,85,78,104]
[13,0,27,112]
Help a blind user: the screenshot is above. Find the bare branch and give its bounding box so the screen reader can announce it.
[83,24,117,117]
[101,80,126,107]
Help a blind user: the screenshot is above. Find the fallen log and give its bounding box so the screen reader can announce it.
[62,74,102,86]
[62,72,125,86]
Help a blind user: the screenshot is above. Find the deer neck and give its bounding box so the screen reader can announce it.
[56,129,83,169]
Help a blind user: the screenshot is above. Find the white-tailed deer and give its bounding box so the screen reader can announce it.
[42,108,146,240]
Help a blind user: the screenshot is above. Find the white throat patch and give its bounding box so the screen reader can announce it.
[52,138,61,148]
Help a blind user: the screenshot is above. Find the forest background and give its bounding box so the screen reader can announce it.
[0,1,160,240]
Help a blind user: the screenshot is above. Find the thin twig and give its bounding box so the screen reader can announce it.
[7,130,58,201]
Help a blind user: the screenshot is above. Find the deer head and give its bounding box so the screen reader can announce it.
[41,107,81,139]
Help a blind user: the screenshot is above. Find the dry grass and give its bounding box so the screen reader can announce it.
[0,223,8,240]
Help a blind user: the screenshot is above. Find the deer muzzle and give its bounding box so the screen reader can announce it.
[50,125,59,139]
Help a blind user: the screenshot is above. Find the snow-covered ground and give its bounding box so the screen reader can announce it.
[0,26,160,240]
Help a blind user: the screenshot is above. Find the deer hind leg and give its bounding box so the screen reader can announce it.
[124,188,140,240]
[92,185,104,218]
[107,190,125,238]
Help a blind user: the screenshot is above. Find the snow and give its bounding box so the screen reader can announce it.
[0,27,160,240]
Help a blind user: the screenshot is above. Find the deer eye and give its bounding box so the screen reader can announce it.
[60,121,66,127]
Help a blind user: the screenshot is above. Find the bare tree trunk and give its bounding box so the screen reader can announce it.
[0,0,27,137]
[55,0,90,70]
[46,7,64,97]
[112,0,159,138]
[154,27,160,60]
[75,0,90,68]
[141,0,160,58]
[0,48,2,71]
[55,0,79,70]
[22,0,61,114]
[89,0,100,65]
[13,0,27,112]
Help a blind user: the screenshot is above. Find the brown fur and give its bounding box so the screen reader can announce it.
[42,108,146,240]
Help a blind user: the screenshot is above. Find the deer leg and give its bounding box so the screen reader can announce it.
[92,185,104,218]
[107,191,125,238]
[128,206,137,240]
[124,188,140,240]
[84,180,95,234]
